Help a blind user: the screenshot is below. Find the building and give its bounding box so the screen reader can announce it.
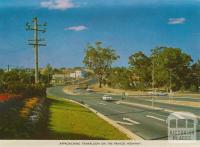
[76,70,85,78]
[69,72,76,78]
[51,74,68,85]
[69,70,86,79]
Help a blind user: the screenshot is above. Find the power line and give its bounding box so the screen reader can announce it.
[26,17,47,84]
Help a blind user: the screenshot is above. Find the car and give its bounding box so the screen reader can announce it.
[148,91,168,96]
[102,95,112,101]
[86,88,93,92]
[158,92,168,96]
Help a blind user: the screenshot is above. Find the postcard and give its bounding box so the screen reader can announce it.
[0,0,200,147]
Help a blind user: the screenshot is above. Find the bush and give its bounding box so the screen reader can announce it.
[136,83,146,91]
[180,86,186,92]
[3,82,46,97]
[189,84,198,92]
[24,84,46,97]
[0,83,4,93]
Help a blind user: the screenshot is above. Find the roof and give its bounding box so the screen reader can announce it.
[167,112,197,122]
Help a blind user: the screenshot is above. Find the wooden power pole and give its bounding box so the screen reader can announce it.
[26,17,47,84]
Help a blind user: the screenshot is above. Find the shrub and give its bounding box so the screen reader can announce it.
[189,84,198,92]
[0,83,4,93]
[24,84,46,97]
[3,82,46,97]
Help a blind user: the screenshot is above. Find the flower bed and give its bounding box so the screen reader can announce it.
[0,94,22,102]
[0,94,9,101]
[0,96,46,139]
[20,97,39,118]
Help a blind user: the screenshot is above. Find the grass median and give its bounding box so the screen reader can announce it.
[46,96,129,140]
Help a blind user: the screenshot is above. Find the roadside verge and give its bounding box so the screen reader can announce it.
[62,88,143,140]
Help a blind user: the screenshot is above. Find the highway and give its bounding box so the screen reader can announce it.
[47,86,200,140]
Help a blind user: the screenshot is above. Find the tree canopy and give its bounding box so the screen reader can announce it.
[128,51,152,87]
[83,42,119,88]
[127,47,195,91]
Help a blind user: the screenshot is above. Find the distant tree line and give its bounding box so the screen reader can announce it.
[83,42,200,92]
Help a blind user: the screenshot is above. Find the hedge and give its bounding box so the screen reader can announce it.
[1,82,46,97]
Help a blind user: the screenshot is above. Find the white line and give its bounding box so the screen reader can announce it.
[123,117,140,124]
[148,112,168,119]
[115,121,133,126]
[116,101,162,110]
[99,102,106,105]
[146,115,165,122]
[115,110,126,113]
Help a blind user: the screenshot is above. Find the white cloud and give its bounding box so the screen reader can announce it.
[65,25,88,31]
[41,0,77,10]
[168,17,186,25]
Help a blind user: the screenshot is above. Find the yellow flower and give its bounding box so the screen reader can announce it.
[19,97,39,118]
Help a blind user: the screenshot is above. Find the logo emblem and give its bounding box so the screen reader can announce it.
[167,112,197,141]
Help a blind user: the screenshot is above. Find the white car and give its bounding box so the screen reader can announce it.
[158,92,168,96]
[148,91,168,96]
[86,88,93,92]
[102,95,112,101]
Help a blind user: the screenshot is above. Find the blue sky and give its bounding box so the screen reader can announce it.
[0,0,200,68]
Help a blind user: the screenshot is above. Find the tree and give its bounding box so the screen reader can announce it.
[107,67,132,89]
[128,51,151,88]
[191,60,200,89]
[0,69,4,92]
[83,42,119,88]
[41,64,53,84]
[151,47,192,91]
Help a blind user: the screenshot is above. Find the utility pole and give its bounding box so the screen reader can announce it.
[26,17,47,84]
[152,60,155,91]
[169,69,172,93]
[152,58,155,109]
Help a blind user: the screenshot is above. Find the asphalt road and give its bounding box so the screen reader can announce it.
[47,86,200,140]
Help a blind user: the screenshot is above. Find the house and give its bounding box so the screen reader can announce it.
[69,72,76,78]
[75,70,85,78]
[69,70,86,79]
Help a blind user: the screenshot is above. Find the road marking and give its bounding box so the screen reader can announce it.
[99,102,106,105]
[123,117,140,124]
[148,112,168,119]
[146,115,165,122]
[115,121,133,126]
[115,110,126,113]
[116,101,162,110]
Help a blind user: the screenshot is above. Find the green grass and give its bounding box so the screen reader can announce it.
[47,96,129,140]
